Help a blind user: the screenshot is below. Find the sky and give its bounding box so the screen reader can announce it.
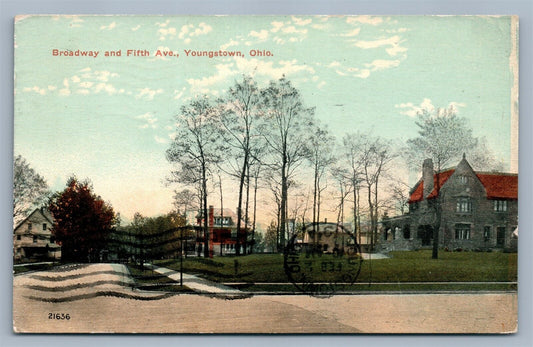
[13,15,518,224]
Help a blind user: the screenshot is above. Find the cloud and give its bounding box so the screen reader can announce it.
[156,20,170,27]
[220,39,239,50]
[100,22,116,30]
[177,22,212,43]
[154,135,168,144]
[364,59,401,71]
[249,29,269,41]
[186,58,317,94]
[353,35,401,49]
[173,87,186,100]
[352,35,407,57]
[270,21,284,33]
[59,78,70,96]
[291,16,312,26]
[340,28,361,37]
[346,16,383,26]
[23,86,47,95]
[158,26,177,40]
[135,112,158,129]
[395,98,466,117]
[136,87,164,100]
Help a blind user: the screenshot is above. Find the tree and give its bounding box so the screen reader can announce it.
[48,177,116,262]
[167,96,224,258]
[307,125,336,226]
[172,189,198,216]
[359,135,395,251]
[259,77,315,249]
[219,76,262,255]
[13,155,49,225]
[406,106,484,259]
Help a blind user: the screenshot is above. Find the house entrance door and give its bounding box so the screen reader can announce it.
[417,225,433,246]
[496,227,506,247]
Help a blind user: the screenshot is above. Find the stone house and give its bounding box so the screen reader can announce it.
[13,208,61,262]
[381,156,518,251]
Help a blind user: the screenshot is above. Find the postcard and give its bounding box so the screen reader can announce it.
[13,15,518,333]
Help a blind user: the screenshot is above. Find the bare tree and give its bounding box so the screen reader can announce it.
[13,155,49,225]
[359,135,396,251]
[307,125,336,226]
[219,75,261,255]
[387,179,411,215]
[406,106,482,259]
[259,77,315,249]
[172,189,198,217]
[167,96,224,258]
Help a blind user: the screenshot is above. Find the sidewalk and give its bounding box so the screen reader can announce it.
[144,263,243,296]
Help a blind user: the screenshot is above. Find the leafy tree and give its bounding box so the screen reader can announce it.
[406,106,487,259]
[48,177,116,262]
[13,155,49,225]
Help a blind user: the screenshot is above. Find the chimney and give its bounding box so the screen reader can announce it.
[422,158,434,199]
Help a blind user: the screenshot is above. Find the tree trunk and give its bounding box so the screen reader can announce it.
[251,168,259,254]
[202,161,209,258]
[236,150,248,256]
[280,155,288,250]
[244,161,251,255]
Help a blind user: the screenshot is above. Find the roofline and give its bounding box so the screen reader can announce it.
[14,208,53,231]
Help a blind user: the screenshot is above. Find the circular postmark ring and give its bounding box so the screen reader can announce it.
[284,222,363,297]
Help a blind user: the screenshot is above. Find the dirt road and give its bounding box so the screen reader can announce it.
[12,264,517,333]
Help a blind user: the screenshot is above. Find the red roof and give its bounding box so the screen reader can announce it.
[476,173,518,199]
[408,170,454,203]
[408,171,517,203]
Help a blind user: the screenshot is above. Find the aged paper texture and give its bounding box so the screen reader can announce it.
[13,15,518,333]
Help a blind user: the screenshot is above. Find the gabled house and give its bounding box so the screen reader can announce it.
[382,156,518,251]
[195,206,250,256]
[13,208,61,262]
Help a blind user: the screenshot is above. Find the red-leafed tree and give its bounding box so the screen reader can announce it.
[48,177,116,262]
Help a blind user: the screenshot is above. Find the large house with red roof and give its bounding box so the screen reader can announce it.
[382,155,518,251]
[195,206,250,256]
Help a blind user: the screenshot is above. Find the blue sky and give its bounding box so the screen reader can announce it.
[14,15,518,222]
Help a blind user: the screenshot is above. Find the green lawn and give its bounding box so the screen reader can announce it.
[153,250,517,292]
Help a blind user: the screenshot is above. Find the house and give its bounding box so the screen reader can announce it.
[381,155,518,251]
[13,208,61,262]
[195,206,250,256]
[299,222,357,254]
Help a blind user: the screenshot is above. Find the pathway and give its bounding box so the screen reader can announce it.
[144,263,243,296]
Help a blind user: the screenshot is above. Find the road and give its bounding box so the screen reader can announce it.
[12,263,517,333]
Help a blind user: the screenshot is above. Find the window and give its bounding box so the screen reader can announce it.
[484,226,491,242]
[16,235,21,241]
[33,235,37,243]
[493,200,508,212]
[459,175,468,184]
[27,223,32,231]
[455,224,471,240]
[42,223,47,231]
[456,198,472,213]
